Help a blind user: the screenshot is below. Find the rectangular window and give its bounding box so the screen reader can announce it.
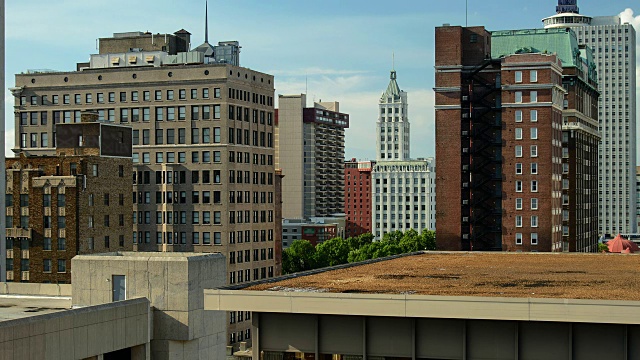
[515,110,522,122]
[515,163,522,174]
[530,145,538,157]
[530,91,538,103]
[213,105,221,119]
[531,180,538,193]
[515,145,522,157]
[203,105,210,120]
[178,106,186,120]
[515,71,523,83]
[530,70,538,82]
[531,163,538,174]
[531,216,539,228]
[530,127,538,139]
[531,233,538,245]
[530,110,537,122]
[515,91,522,103]
[58,259,67,273]
[515,181,523,192]
[515,233,523,245]
[156,107,164,121]
[531,198,538,210]
[516,198,523,210]
[515,128,522,140]
[515,216,523,228]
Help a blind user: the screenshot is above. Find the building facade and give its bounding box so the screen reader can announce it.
[275,95,349,220]
[543,1,637,236]
[344,159,374,238]
[0,0,6,282]
[5,116,133,283]
[435,26,603,252]
[372,70,436,240]
[491,28,601,252]
[11,30,280,349]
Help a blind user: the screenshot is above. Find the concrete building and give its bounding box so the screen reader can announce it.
[372,70,436,239]
[435,25,600,252]
[543,0,638,236]
[491,29,601,252]
[11,29,280,349]
[275,95,349,219]
[1,0,6,282]
[0,251,229,359]
[344,159,374,238]
[5,115,133,283]
[206,252,640,360]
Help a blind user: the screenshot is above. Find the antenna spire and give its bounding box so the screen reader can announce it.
[205,0,209,43]
[392,52,395,71]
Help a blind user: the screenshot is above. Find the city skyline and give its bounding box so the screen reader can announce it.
[2,0,639,161]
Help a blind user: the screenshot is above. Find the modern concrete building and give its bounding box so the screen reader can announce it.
[543,0,638,236]
[11,29,280,349]
[344,158,374,237]
[491,29,601,252]
[206,252,640,360]
[5,115,133,283]
[0,251,229,359]
[372,70,436,239]
[275,95,349,219]
[0,0,6,283]
[435,25,600,252]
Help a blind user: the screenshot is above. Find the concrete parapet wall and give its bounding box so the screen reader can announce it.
[0,282,72,297]
[0,297,150,360]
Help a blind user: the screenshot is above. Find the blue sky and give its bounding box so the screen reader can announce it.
[3,0,639,160]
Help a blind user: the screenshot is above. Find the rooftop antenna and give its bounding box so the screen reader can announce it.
[205,0,209,43]
[305,74,308,95]
[392,52,395,70]
[466,0,468,27]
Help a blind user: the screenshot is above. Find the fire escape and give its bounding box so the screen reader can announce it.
[460,60,503,251]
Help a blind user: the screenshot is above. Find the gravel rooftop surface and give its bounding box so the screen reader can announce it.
[248,252,640,300]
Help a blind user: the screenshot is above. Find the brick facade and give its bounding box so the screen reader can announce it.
[344,159,373,237]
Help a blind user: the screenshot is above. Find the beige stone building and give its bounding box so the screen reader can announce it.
[275,95,349,219]
[11,30,280,349]
[5,116,133,284]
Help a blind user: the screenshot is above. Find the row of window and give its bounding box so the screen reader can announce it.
[6,258,67,273]
[515,180,539,193]
[514,233,539,246]
[515,198,539,210]
[515,145,539,158]
[515,215,539,228]
[229,311,251,324]
[229,267,274,285]
[228,248,274,264]
[6,237,65,251]
[131,127,273,147]
[132,230,275,244]
[229,329,252,345]
[514,70,538,83]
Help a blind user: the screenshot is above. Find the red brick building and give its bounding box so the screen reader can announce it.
[344,159,374,238]
[435,26,597,252]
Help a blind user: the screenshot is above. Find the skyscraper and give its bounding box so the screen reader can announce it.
[543,0,637,235]
[275,94,349,220]
[372,70,435,239]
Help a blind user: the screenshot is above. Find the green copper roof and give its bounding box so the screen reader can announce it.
[491,28,597,83]
[491,28,580,67]
[381,70,402,101]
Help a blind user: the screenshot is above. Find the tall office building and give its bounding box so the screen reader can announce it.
[275,95,349,220]
[11,29,278,350]
[344,158,374,237]
[372,70,436,239]
[435,25,600,252]
[543,0,637,235]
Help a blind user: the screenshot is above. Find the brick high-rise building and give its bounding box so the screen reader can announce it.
[275,94,349,220]
[435,25,600,252]
[11,29,279,349]
[344,158,374,237]
[5,114,133,283]
[543,0,637,236]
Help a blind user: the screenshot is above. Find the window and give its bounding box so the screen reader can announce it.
[531,163,538,174]
[530,91,537,103]
[515,110,522,122]
[515,233,523,245]
[531,180,538,192]
[530,127,538,139]
[515,145,523,157]
[203,88,209,99]
[531,198,538,210]
[516,163,522,174]
[167,90,174,100]
[57,259,67,273]
[43,259,52,273]
[57,238,66,251]
[515,216,523,227]
[530,70,537,82]
[515,71,523,83]
[530,110,538,122]
[530,145,538,157]
[531,216,539,228]
[531,233,538,245]
[516,198,523,210]
[214,88,221,98]
[515,181,523,192]
[515,128,523,140]
[515,91,522,103]
[213,105,221,119]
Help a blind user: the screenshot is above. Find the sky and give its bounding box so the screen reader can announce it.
[3,0,639,161]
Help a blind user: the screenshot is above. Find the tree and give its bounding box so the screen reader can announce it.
[282,240,317,274]
[346,233,373,250]
[421,229,437,251]
[315,237,350,268]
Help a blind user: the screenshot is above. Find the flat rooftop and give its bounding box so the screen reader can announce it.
[0,296,71,322]
[247,252,640,301]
